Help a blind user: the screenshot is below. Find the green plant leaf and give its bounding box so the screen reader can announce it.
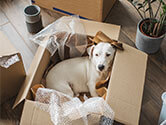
[138,3,143,9]
[161,1,165,5]
[137,3,143,6]
[133,0,139,5]
[150,0,156,4]
[162,5,166,13]
[127,0,134,3]
[145,7,150,12]
[163,20,166,25]
[152,19,158,23]
[143,0,148,4]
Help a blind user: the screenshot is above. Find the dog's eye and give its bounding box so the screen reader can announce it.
[95,54,99,56]
[106,53,110,57]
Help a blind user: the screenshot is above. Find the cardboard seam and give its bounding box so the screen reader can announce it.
[32,0,89,20]
[111,96,138,109]
[52,7,89,20]
[110,97,139,125]
[136,55,148,125]
[24,48,46,100]
[99,0,104,21]
[31,102,37,125]
[13,47,46,108]
[107,44,147,106]
[32,0,114,21]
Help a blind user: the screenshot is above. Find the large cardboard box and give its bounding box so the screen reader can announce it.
[31,0,117,21]
[0,32,26,104]
[13,19,148,125]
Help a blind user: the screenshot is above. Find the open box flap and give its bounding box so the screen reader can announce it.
[80,19,120,40]
[13,45,50,108]
[20,44,148,125]
[21,99,90,125]
[20,99,53,125]
[0,31,19,57]
[106,43,148,125]
[13,19,121,108]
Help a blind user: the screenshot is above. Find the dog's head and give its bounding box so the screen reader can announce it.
[87,42,115,72]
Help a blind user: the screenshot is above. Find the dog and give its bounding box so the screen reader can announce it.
[46,42,115,97]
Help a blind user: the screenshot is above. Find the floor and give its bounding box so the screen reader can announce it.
[0,0,166,125]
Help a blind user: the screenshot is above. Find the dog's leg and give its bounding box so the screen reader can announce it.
[88,81,98,97]
[90,88,98,97]
[54,81,74,97]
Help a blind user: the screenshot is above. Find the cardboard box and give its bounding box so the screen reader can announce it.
[13,19,148,125]
[0,31,26,104]
[31,0,117,21]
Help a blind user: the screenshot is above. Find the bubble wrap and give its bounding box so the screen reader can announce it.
[35,88,114,125]
[0,54,20,68]
[31,16,88,60]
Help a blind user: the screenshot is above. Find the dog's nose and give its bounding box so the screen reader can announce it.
[98,64,105,71]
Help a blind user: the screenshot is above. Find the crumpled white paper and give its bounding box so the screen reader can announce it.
[0,54,20,68]
[35,88,114,125]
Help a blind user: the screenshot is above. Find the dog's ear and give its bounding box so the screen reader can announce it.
[87,45,95,58]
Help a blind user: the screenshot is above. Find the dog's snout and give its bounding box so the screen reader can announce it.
[98,64,105,71]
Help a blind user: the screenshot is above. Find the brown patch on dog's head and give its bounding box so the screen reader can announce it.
[87,45,95,58]
[110,41,124,51]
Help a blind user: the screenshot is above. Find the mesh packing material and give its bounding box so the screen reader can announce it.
[0,54,20,68]
[35,88,114,125]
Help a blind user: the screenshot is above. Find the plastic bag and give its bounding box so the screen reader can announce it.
[35,88,114,125]
[31,16,88,60]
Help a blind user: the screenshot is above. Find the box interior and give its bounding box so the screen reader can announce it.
[20,43,147,125]
[18,34,115,101]
[14,20,148,125]
[14,19,121,108]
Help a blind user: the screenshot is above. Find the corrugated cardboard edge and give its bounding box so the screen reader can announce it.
[99,0,104,22]
[106,44,148,125]
[20,44,148,125]
[81,19,120,40]
[0,31,18,57]
[20,99,53,125]
[13,45,50,108]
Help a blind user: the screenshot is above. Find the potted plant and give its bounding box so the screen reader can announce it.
[127,0,166,54]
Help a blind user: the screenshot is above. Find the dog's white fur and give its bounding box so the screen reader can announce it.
[46,42,115,97]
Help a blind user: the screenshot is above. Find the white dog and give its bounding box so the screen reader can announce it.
[46,42,115,97]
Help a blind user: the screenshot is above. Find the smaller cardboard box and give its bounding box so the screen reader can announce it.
[31,0,117,21]
[13,19,147,125]
[0,31,26,104]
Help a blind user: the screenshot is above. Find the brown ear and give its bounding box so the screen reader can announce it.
[87,45,95,58]
[111,42,124,50]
